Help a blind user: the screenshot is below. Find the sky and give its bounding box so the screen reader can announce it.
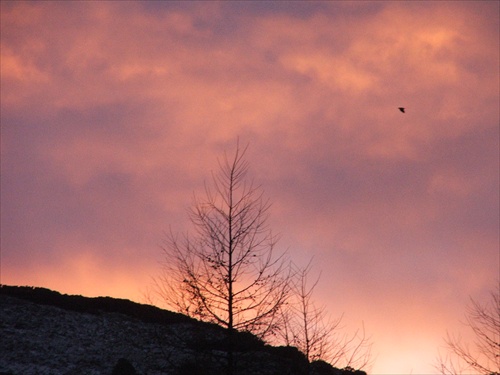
[1,1,499,374]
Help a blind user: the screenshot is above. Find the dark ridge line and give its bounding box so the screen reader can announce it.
[0,284,194,326]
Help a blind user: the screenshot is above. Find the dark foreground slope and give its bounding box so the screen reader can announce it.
[0,285,365,375]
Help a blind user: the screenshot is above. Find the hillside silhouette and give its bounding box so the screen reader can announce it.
[0,285,366,375]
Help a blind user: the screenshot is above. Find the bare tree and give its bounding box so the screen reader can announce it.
[327,321,373,371]
[154,142,292,373]
[437,284,500,375]
[280,262,373,370]
[280,262,339,362]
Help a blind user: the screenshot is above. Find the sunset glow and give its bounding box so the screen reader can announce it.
[1,1,498,374]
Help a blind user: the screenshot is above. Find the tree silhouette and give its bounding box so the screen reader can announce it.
[437,284,500,375]
[279,262,339,362]
[279,262,372,370]
[155,142,292,374]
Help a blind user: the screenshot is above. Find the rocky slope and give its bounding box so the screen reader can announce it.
[0,285,365,375]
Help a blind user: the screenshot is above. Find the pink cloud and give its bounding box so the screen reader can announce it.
[1,1,498,373]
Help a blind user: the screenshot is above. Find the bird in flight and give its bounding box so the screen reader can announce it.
[398,107,405,113]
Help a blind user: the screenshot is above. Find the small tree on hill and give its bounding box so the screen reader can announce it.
[280,262,372,371]
[155,142,292,374]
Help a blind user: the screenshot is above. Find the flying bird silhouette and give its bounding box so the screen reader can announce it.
[398,107,405,113]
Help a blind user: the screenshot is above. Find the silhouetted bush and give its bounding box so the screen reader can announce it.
[265,345,304,360]
[232,330,265,352]
[310,360,339,375]
[309,361,367,375]
[111,358,137,375]
[264,345,309,374]
[342,366,366,375]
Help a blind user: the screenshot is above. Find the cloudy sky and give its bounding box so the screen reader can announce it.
[1,1,498,373]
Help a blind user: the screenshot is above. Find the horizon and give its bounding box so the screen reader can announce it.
[1,1,499,374]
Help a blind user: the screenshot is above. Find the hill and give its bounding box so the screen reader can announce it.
[0,285,366,375]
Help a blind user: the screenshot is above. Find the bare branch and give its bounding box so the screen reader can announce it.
[278,261,373,371]
[436,283,500,375]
